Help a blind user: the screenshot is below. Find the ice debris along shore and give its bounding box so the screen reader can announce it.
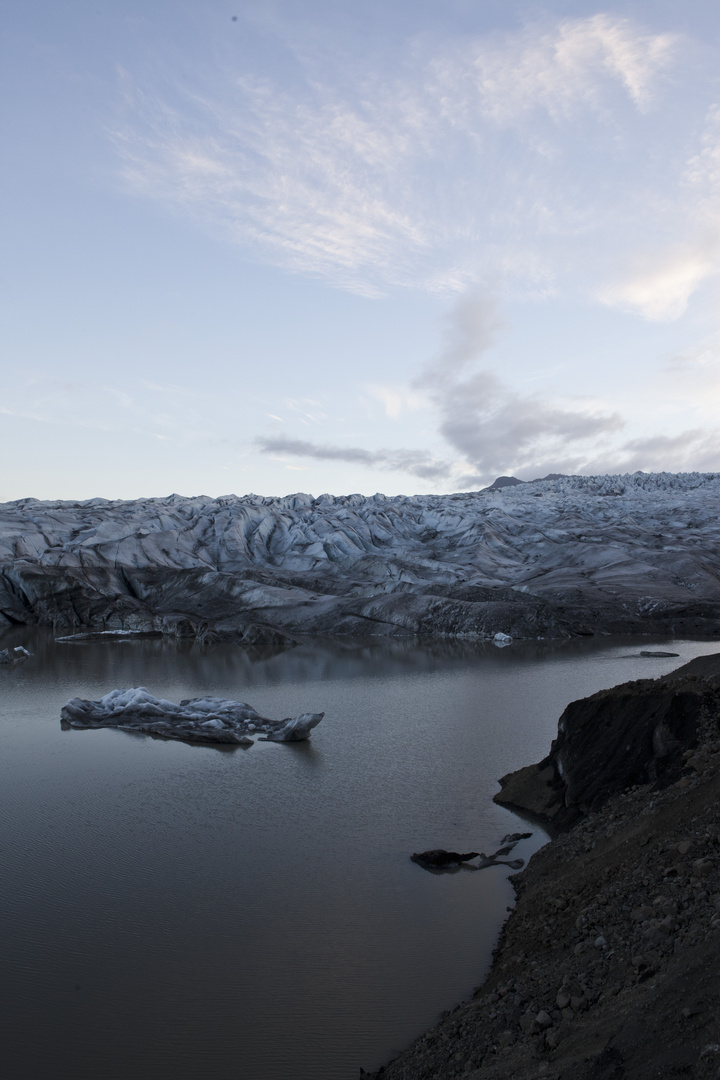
[60,688,324,745]
[2,471,720,642]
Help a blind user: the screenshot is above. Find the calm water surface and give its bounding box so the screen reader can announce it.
[1,630,718,1080]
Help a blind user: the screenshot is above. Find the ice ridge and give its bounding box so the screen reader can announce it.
[1,472,719,643]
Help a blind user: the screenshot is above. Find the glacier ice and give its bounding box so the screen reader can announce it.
[2,471,720,642]
[60,687,324,745]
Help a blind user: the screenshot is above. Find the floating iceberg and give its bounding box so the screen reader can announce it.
[60,687,324,745]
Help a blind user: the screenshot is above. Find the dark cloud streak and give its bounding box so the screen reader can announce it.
[257,436,452,481]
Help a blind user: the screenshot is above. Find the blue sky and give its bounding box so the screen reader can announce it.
[2,0,720,499]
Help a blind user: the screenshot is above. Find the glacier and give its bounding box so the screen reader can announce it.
[61,688,324,745]
[2,471,720,643]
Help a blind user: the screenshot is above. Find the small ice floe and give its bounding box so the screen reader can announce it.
[0,645,32,664]
[493,632,513,647]
[60,687,324,746]
[56,630,162,642]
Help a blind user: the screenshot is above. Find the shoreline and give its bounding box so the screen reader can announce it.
[368,654,720,1079]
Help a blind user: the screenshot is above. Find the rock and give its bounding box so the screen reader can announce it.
[484,476,525,491]
[519,1012,537,1035]
[411,850,480,868]
[494,654,720,830]
[535,1010,553,1029]
[410,840,525,872]
[545,1029,559,1050]
[0,645,31,664]
[60,688,324,746]
[693,858,714,877]
[494,763,565,824]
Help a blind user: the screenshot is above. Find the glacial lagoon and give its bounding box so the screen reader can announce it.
[2,630,719,1080]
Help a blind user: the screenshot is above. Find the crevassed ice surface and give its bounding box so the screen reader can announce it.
[3,472,720,577]
[2,472,720,639]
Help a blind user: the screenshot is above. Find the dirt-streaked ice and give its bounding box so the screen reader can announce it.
[2,472,720,641]
[61,687,324,744]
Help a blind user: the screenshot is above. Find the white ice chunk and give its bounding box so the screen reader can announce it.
[262,712,325,742]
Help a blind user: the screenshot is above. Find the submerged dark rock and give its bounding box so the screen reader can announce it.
[0,645,31,664]
[411,843,526,873]
[411,850,481,867]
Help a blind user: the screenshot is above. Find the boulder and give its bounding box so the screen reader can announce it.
[494,653,720,830]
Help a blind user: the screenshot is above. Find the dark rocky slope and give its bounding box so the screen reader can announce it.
[368,654,720,1080]
[494,652,720,832]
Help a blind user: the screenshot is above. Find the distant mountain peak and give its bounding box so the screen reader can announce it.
[485,475,525,490]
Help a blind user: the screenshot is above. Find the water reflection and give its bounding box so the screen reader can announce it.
[6,624,712,691]
[0,627,718,1080]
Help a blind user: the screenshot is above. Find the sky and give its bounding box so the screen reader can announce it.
[2,0,720,500]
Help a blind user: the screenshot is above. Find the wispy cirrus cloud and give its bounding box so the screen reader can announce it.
[431,13,675,127]
[598,103,720,320]
[112,13,687,298]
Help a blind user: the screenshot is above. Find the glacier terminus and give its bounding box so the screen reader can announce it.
[1,472,719,644]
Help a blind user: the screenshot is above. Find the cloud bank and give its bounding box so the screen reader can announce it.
[257,290,720,487]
